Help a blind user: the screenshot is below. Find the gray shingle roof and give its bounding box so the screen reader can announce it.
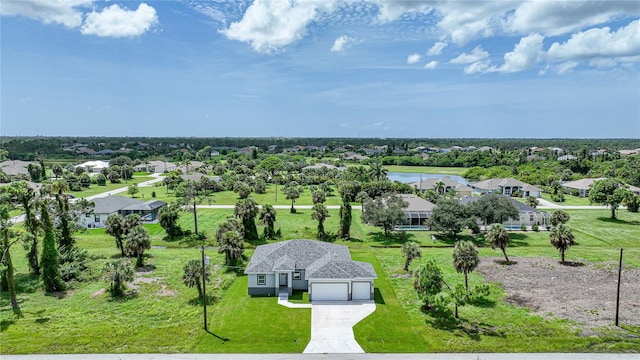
[92,196,143,214]
[245,239,376,279]
[121,200,167,211]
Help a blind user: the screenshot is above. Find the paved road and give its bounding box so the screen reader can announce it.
[3,354,639,360]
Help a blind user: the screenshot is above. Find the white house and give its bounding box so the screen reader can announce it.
[80,196,166,228]
[469,178,543,198]
[75,160,109,173]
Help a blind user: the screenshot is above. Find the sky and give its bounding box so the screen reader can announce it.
[1,0,639,139]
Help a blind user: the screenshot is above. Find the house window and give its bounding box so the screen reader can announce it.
[529,214,534,222]
[94,215,100,222]
[293,271,301,280]
[257,274,266,285]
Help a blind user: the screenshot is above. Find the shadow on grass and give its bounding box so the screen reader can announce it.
[188,293,219,306]
[1,319,16,331]
[107,292,139,302]
[289,291,304,301]
[507,233,531,247]
[597,217,639,226]
[424,305,505,340]
[433,233,483,246]
[560,261,585,267]
[368,231,416,245]
[14,273,41,293]
[374,288,385,305]
[206,329,229,342]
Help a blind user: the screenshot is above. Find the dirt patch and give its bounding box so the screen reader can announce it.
[156,285,176,297]
[477,257,640,331]
[91,288,106,298]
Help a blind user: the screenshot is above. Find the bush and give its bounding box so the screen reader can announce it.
[532,223,539,232]
[520,225,527,231]
[151,191,156,198]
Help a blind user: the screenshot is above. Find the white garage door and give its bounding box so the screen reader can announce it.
[312,283,348,301]
[352,282,371,300]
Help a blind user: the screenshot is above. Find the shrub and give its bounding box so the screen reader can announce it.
[532,223,539,232]
[520,225,527,231]
[151,191,156,198]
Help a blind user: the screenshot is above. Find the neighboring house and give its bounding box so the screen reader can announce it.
[344,153,369,161]
[461,195,550,230]
[470,178,543,198]
[75,160,109,173]
[395,194,435,229]
[558,155,577,161]
[562,178,640,197]
[138,160,177,173]
[409,177,473,198]
[619,149,638,156]
[180,172,221,182]
[244,239,376,301]
[178,160,204,173]
[0,160,35,177]
[302,163,338,171]
[79,196,166,228]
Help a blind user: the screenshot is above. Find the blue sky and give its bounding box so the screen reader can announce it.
[1,0,639,138]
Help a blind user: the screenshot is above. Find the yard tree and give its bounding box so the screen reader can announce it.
[124,225,151,267]
[550,210,571,227]
[103,258,134,297]
[258,156,284,176]
[486,223,510,262]
[216,218,245,265]
[338,194,352,240]
[182,259,210,299]
[127,184,139,197]
[550,224,575,264]
[258,204,278,239]
[453,240,479,294]
[176,179,209,235]
[105,214,126,256]
[234,197,259,241]
[402,241,421,271]
[6,181,41,274]
[163,171,182,192]
[40,202,63,292]
[95,173,107,186]
[623,191,640,213]
[233,181,252,199]
[311,187,326,205]
[311,203,330,240]
[158,203,183,239]
[413,259,444,310]
[427,199,469,237]
[368,161,387,181]
[526,196,539,209]
[469,194,519,229]
[588,178,627,219]
[283,181,302,213]
[52,164,63,178]
[50,180,75,249]
[361,194,408,237]
[0,202,20,312]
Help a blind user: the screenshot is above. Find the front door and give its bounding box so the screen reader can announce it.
[279,273,287,286]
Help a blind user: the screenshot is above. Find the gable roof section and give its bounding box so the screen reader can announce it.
[121,200,167,211]
[397,194,435,212]
[470,178,542,192]
[92,196,143,214]
[245,239,376,279]
[561,178,606,190]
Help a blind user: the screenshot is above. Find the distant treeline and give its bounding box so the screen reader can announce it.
[1,136,639,161]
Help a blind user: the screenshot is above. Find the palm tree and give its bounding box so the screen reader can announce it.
[311,203,330,240]
[401,241,421,271]
[368,161,387,181]
[283,182,301,213]
[259,204,277,239]
[550,224,575,264]
[103,258,134,297]
[182,259,210,299]
[234,197,259,241]
[526,196,539,208]
[486,223,510,262]
[434,181,446,196]
[453,240,479,294]
[105,214,126,256]
[124,225,151,267]
[216,218,244,265]
[0,202,20,312]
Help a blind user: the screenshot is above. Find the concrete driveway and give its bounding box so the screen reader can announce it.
[303,301,376,354]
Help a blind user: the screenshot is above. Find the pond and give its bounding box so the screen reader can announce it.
[387,172,469,184]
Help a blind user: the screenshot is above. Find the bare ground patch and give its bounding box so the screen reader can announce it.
[477,257,640,332]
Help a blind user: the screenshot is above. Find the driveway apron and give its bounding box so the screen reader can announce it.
[303,301,376,354]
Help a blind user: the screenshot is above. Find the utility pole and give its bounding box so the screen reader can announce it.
[615,248,623,326]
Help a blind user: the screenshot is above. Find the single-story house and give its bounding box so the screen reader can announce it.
[562,178,640,197]
[135,160,177,173]
[302,163,338,171]
[558,155,577,161]
[0,160,36,177]
[75,160,110,173]
[409,177,473,198]
[79,196,167,228]
[461,195,550,230]
[244,239,377,301]
[395,194,435,230]
[469,178,543,198]
[180,172,221,182]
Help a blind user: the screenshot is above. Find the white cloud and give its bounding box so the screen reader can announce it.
[435,1,514,45]
[450,46,489,64]
[330,35,359,52]
[547,20,640,61]
[221,0,337,54]
[407,53,421,64]
[0,0,91,28]
[427,41,447,56]
[81,3,158,38]
[496,33,544,73]
[556,61,579,75]
[424,61,437,70]
[372,0,432,22]
[505,1,640,37]
[464,60,492,74]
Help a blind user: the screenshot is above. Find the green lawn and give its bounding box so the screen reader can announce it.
[541,193,593,206]
[384,165,468,176]
[2,208,639,353]
[68,176,154,198]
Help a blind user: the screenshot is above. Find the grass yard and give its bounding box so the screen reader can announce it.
[384,165,468,176]
[541,193,593,206]
[68,176,154,198]
[2,207,639,354]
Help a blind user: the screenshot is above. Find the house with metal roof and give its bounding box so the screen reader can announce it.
[79,195,166,228]
[244,239,377,301]
[470,177,543,198]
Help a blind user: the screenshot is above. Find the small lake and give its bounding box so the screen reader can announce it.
[387,172,469,184]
